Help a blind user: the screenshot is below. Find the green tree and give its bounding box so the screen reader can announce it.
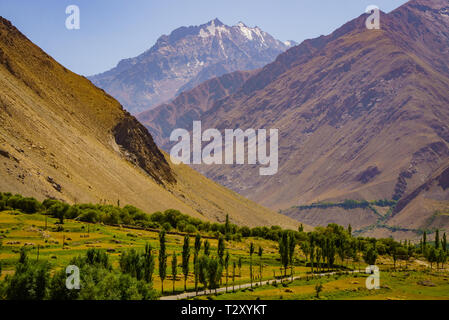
[438,249,447,269]
[171,251,177,294]
[217,236,225,267]
[315,282,323,299]
[278,232,289,278]
[426,246,437,270]
[225,214,230,235]
[249,242,255,288]
[204,240,210,256]
[48,203,69,224]
[143,243,155,283]
[363,246,378,266]
[5,248,50,300]
[442,233,447,252]
[224,251,230,292]
[288,234,296,281]
[198,255,209,291]
[194,233,202,294]
[238,256,242,278]
[258,246,263,286]
[422,231,427,254]
[181,235,190,292]
[159,231,167,293]
[300,241,310,264]
[232,261,237,292]
[391,244,399,270]
[207,257,222,294]
[435,229,440,249]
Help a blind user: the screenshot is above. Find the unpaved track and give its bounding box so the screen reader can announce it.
[160,270,363,300]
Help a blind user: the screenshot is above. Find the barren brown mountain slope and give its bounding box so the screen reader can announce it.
[281,206,379,231]
[0,17,303,230]
[191,0,449,212]
[138,70,255,148]
[388,159,449,231]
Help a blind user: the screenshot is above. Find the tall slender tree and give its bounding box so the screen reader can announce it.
[225,214,230,235]
[310,243,315,274]
[442,233,447,252]
[194,233,202,294]
[207,257,222,294]
[435,229,440,249]
[426,246,436,270]
[238,257,242,278]
[279,232,289,278]
[288,234,296,281]
[159,231,167,293]
[224,251,230,292]
[249,242,255,288]
[218,236,225,266]
[182,235,190,292]
[204,240,210,256]
[300,241,310,264]
[422,231,427,254]
[258,246,263,286]
[143,242,155,283]
[198,255,209,292]
[171,251,177,294]
[232,261,236,292]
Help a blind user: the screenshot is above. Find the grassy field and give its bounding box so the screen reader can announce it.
[1,210,448,300]
[193,271,449,300]
[0,210,300,294]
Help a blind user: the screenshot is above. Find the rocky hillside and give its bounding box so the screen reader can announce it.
[89,19,293,114]
[137,69,255,147]
[0,16,303,230]
[388,160,449,232]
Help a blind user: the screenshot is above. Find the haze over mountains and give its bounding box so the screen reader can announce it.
[0,16,302,230]
[89,19,295,114]
[141,0,449,238]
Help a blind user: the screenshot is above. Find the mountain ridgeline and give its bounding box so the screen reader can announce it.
[89,19,295,114]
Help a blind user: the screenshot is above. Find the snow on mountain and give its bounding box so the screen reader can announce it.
[88,19,294,114]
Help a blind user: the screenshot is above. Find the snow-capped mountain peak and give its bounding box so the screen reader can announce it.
[89,19,296,114]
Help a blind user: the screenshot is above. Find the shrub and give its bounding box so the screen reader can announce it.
[5,195,40,214]
[78,209,100,223]
[162,222,172,232]
[184,224,197,234]
[42,199,61,209]
[4,248,51,300]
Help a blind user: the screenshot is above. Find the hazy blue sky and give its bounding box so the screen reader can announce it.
[0,0,408,76]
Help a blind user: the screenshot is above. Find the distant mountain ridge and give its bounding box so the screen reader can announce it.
[88,19,294,114]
